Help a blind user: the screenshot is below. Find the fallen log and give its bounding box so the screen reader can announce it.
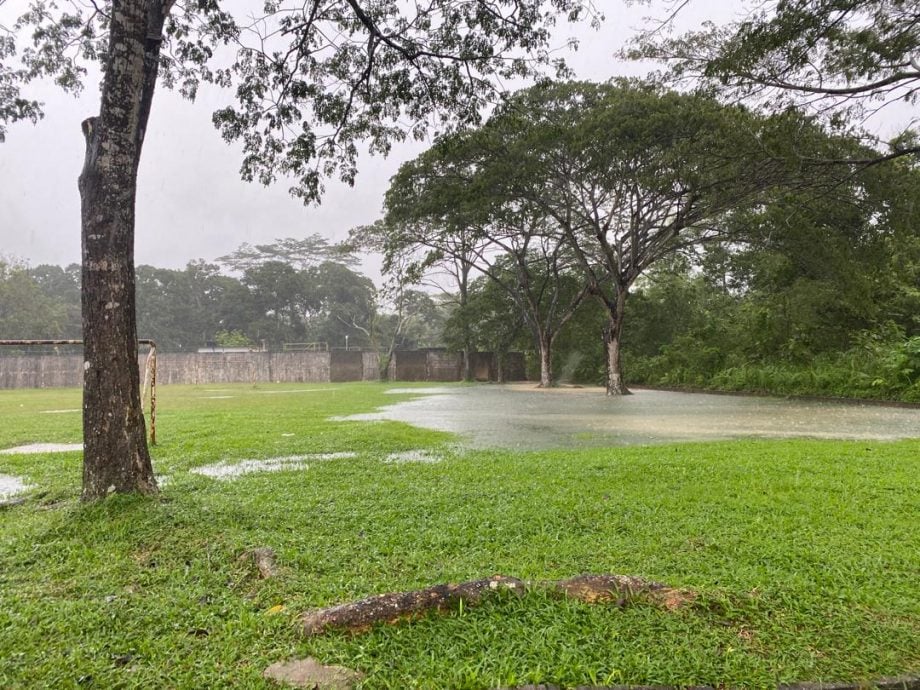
[302,573,694,636]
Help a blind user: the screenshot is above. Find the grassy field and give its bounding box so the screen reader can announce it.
[0,383,918,689]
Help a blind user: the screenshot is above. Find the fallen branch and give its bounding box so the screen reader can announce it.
[302,573,694,636]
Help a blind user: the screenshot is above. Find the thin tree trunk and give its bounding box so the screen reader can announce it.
[79,0,171,500]
[459,261,473,382]
[603,290,630,396]
[538,336,553,388]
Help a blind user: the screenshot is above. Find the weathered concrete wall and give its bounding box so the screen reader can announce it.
[329,351,363,383]
[391,350,429,381]
[469,352,493,381]
[0,355,84,389]
[362,352,380,381]
[503,352,527,382]
[268,352,329,383]
[155,353,270,385]
[0,349,526,388]
[427,351,462,382]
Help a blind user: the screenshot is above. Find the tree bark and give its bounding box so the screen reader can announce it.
[538,336,554,388]
[459,263,473,382]
[495,351,505,384]
[302,573,694,636]
[79,0,170,500]
[603,290,630,396]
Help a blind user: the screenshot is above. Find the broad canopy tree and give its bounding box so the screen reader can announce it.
[1,0,598,499]
[382,81,792,394]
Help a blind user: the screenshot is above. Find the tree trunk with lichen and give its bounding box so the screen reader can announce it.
[79,0,171,500]
[537,333,554,388]
[603,288,630,396]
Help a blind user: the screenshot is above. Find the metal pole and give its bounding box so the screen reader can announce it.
[149,344,157,446]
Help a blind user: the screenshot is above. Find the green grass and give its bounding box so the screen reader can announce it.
[0,383,918,689]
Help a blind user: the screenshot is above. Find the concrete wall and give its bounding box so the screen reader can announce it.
[0,350,526,389]
[427,351,462,382]
[362,352,380,381]
[0,355,85,389]
[329,351,363,383]
[390,350,429,382]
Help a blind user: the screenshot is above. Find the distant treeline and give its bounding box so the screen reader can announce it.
[0,248,446,358]
[4,189,920,400]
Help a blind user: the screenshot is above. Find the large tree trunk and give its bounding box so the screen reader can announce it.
[603,290,630,396]
[78,0,170,500]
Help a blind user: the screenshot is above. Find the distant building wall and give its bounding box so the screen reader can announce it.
[329,351,363,383]
[0,354,84,389]
[389,350,429,381]
[469,352,493,381]
[426,351,462,382]
[0,350,526,388]
[362,352,380,381]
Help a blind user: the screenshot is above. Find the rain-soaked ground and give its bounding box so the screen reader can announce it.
[343,384,920,450]
[0,474,31,500]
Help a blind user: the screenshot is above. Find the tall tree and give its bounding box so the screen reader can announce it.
[378,135,588,387]
[471,81,790,394]
[1,0,598,499]
[216,235,357,273]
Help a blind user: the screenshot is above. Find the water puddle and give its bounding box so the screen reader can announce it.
[0,443,83,455]
[190,452,358,480]
[0,474,32,499]
[343,385,920,450]
[200,395,236,399]
[255,389,324,395]
[383,450,444,464]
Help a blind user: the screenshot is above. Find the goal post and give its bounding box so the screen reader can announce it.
[0,338,159,445]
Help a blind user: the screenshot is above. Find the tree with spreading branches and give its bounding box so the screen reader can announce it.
[448,81,805,394]
[628,0,920,163]
[0,0,599,499]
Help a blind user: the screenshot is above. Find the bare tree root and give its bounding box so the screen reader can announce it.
[302,573,695,636]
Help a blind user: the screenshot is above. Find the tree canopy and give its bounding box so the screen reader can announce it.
[629,0,920,160]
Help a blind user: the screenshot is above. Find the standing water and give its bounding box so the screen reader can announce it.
[342,385,920,450]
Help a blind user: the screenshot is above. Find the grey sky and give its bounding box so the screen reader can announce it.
[1,0,883,278]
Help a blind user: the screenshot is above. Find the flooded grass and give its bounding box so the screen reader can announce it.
[0,473,31,499]
[0,382,917,688]
[347,384,920,449]
[191,452,359,480]
[0,442,84,455]
[382,449,444,464]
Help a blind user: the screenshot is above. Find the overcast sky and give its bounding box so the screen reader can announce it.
[0,1,803,277]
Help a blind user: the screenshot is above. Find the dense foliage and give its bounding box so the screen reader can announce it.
[0,252,444,354]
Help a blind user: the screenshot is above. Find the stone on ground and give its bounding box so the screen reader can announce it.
[263,658,364,689]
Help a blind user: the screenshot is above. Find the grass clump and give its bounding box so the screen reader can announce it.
[0,382,918,688]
